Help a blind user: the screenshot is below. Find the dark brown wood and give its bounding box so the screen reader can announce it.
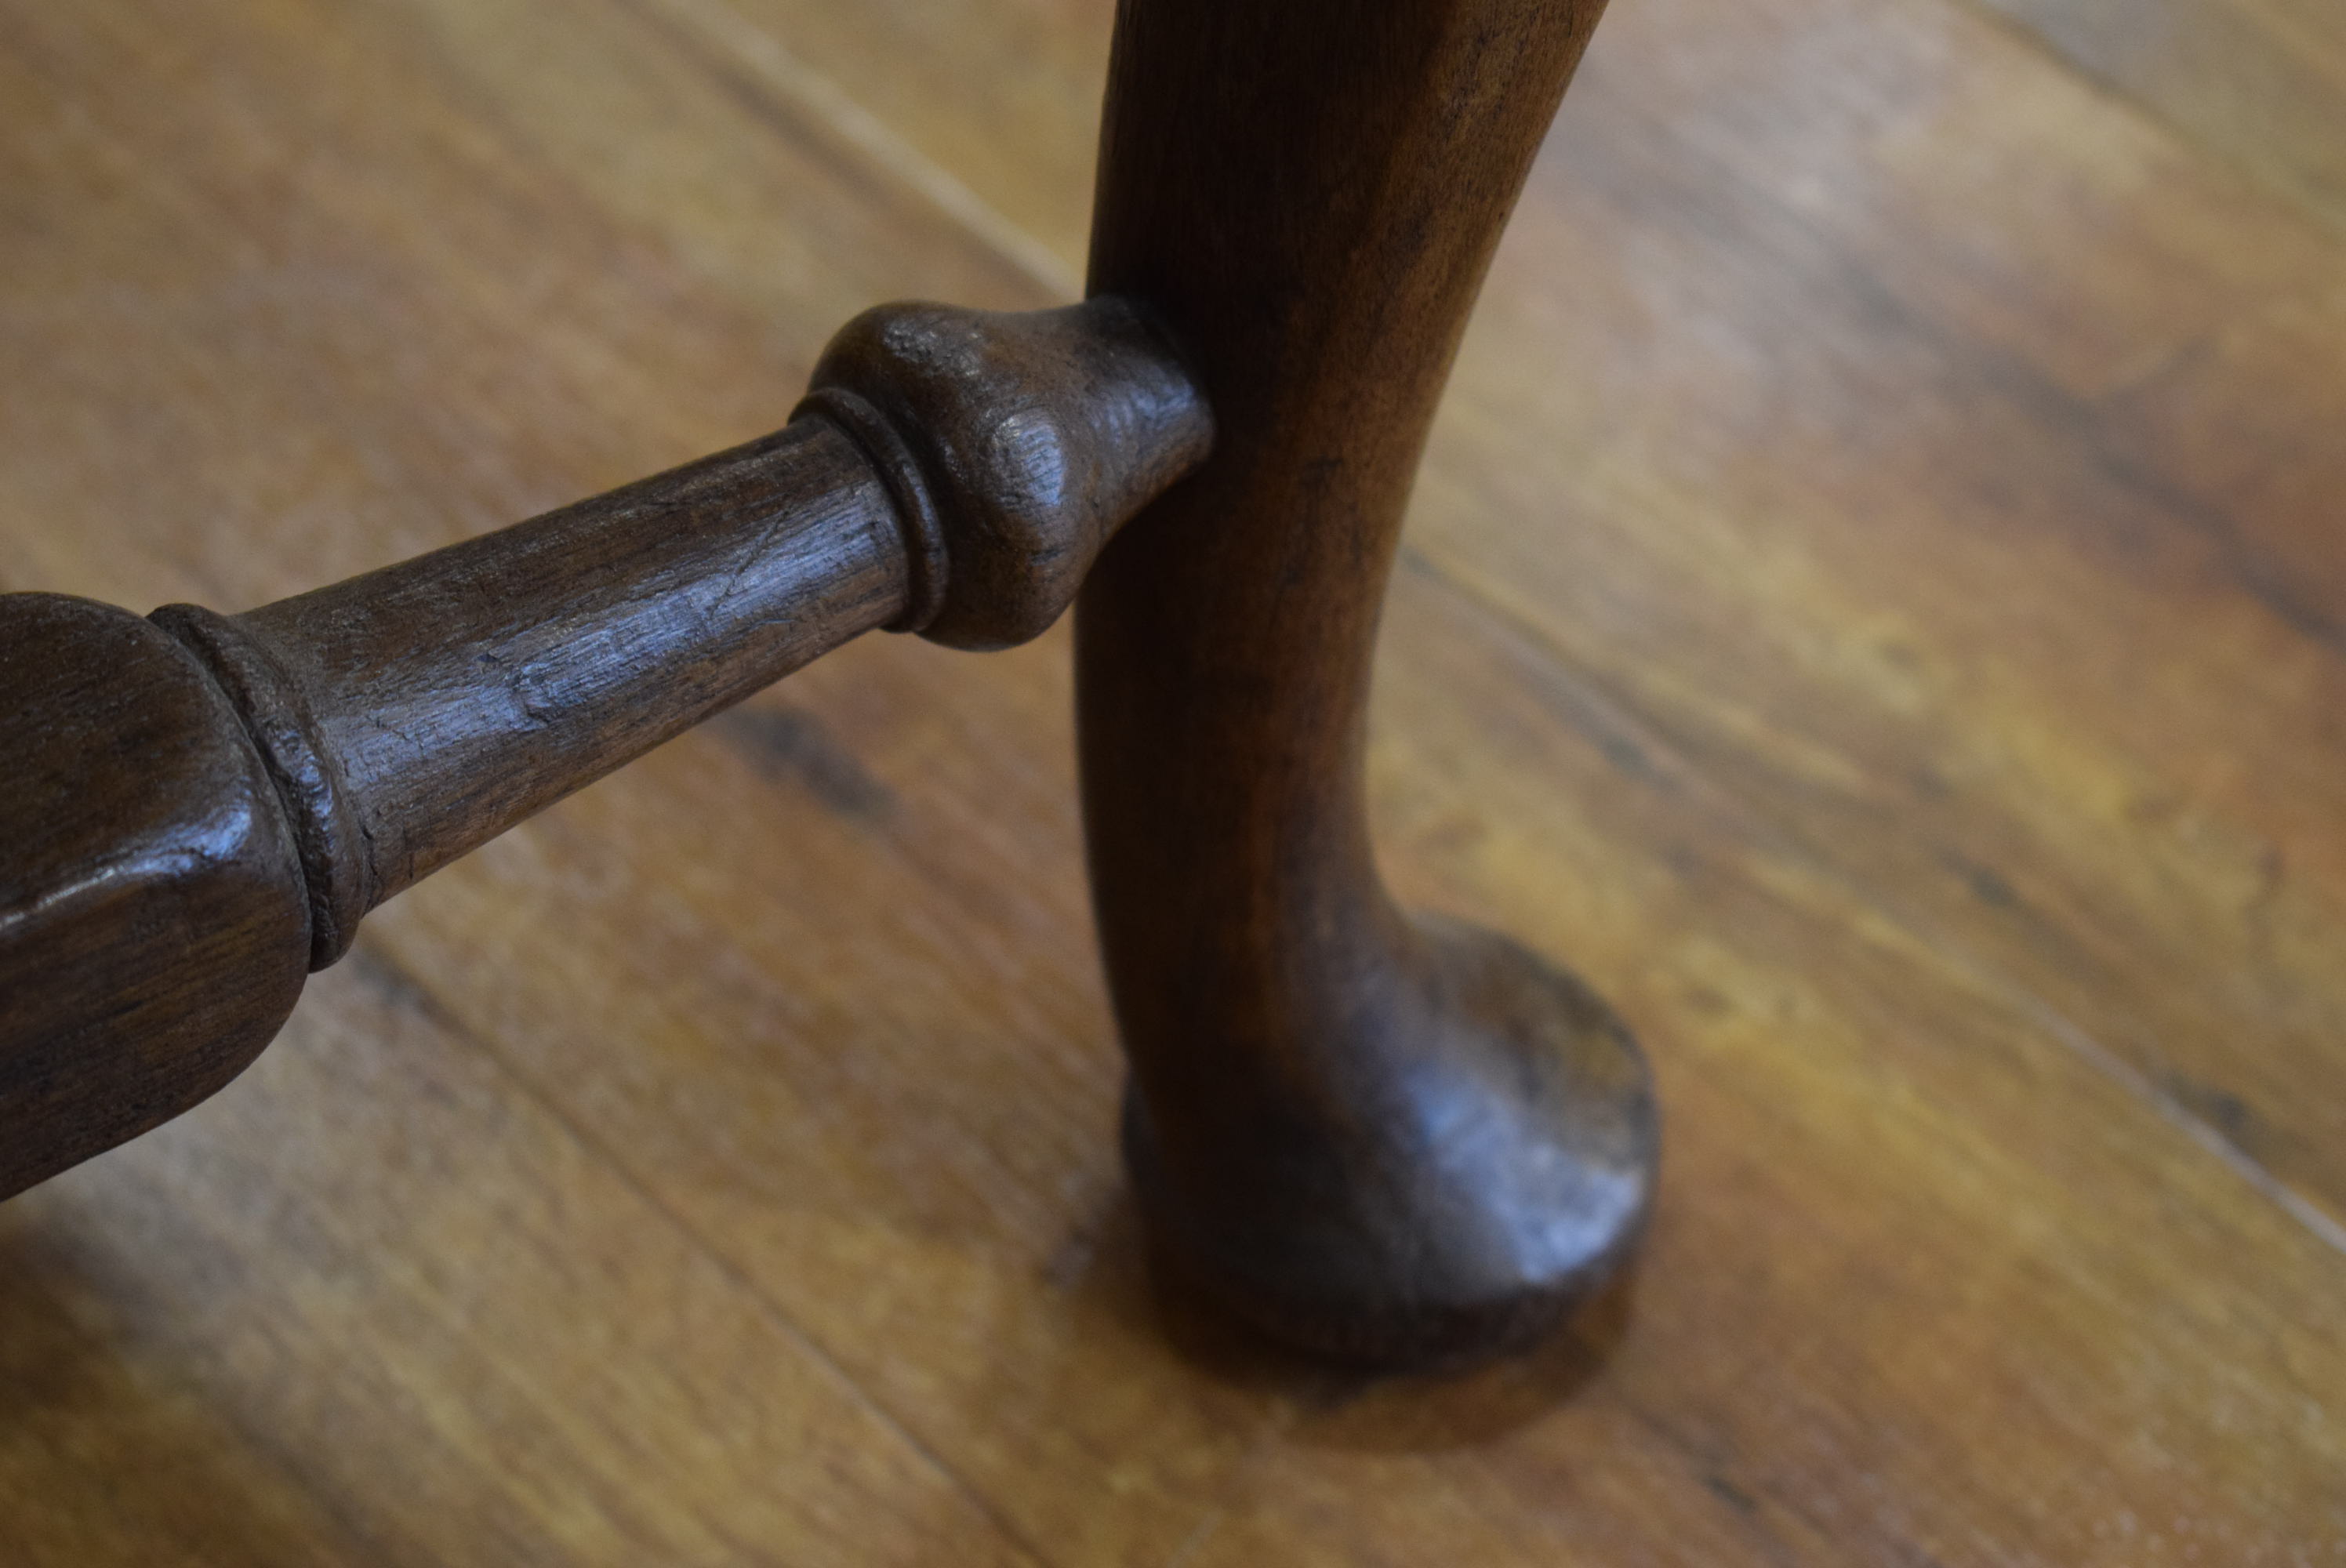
[0,296,1207,1200]
[152,420,895,970]
[1077,0,1656,1366]
[9,0,2346,1555]
[0,595,311,1205]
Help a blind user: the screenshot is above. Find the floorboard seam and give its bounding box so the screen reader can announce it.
[350,940,1064,1568]
[623,0,1080,299]
[1397,546,2346,1264]
[1943,0,2346,245]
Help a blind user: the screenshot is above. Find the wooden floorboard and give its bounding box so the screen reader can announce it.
[1440,0,2346,1231]
[1970,0,2346,238]
[2,0,2341,1562]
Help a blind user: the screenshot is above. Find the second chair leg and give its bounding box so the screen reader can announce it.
[1076,0,1658,1367]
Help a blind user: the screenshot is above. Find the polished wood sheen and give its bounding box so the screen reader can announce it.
[0,598,310,1201]
[1,296,1208,1200]
[1080,0,1654,1364]
[4,0,2343,1560]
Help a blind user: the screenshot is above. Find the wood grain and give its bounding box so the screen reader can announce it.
[2,293,1204,1198]
[0,597,309,1202]
[2,0,2342,1561]
[741,0,2346,1232]
[1078,0,1656,1366]
[1975,0,2346,236]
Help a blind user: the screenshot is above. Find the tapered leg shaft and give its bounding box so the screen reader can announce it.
[1078,0,1658,1365]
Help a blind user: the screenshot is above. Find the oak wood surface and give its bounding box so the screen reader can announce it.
[2,0,2341,1563]
[1975,0,2346,236]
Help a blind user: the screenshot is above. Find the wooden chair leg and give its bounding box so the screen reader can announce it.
[1078,0,1658,1367]
[0,300,1208,1200]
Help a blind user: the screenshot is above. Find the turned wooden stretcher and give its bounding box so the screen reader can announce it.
[0,0,1657,1367]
